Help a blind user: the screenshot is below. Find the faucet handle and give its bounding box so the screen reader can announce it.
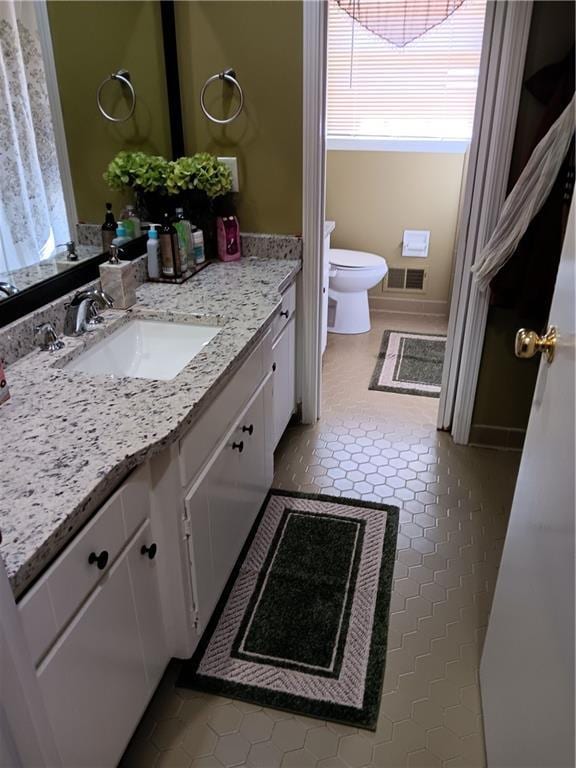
[34,323,64,352]
[85,299,105,326]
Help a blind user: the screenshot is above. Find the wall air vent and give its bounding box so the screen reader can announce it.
[386,267,426,292]
[387,268,406,289]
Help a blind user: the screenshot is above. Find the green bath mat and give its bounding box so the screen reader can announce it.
[177,490,399,730]
[369,329,446,397]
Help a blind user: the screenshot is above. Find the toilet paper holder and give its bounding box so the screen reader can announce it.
[402,230,430,258]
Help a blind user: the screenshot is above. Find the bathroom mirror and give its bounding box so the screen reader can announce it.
[0,0,183,326]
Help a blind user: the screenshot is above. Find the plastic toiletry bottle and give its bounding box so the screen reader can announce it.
[147,227,160,279]
[0,359,10,405]
[217,216,241,261]
[112,224,131,247]
[123,205,141,238]
[159,213,182,278]
[173,208,191,272]
[192,227,205,265]
[101,202,117,253]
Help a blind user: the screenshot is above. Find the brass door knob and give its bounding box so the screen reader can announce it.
[515,326,557,363]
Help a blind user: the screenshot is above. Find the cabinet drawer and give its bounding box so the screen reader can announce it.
[271,282,296,341]
[19,466,151,666]
[179,330,272,489]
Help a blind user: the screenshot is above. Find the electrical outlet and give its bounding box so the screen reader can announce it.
[218,156,239,192]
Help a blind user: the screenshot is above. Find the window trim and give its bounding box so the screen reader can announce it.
[326,136,470,154]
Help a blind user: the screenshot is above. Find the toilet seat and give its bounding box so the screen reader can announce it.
[329,249,385,269]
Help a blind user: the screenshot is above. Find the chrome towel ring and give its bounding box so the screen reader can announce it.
[97,69,136,123]
[200,68,244,125]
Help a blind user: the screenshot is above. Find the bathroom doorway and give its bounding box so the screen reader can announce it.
[301,0,537,443]
[320,0,486,427]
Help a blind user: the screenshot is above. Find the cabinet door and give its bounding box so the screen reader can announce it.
[232,381,273,543]
[37,538,149,768]
[272,317,296,449]
[128,523,168,693]
[322,234,331,355]
[185,383,274,633]
[186,444,240,632]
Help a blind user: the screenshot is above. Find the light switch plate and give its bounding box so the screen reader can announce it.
[218,156,239,192]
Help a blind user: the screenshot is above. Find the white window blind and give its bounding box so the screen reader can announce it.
[327,0,487,142]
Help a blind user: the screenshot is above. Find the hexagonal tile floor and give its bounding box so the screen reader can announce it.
[120,312,520,768]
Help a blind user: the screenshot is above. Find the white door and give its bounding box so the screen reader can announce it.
[480,201,575,767]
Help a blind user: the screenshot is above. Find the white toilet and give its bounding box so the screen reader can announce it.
[328,248,388,334]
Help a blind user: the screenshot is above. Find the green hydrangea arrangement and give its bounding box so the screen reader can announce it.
[104,151,233,200]
[166,153,233,199]
[103,151,170,193]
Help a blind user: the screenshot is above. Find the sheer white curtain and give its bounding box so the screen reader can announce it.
[0,0,68,273]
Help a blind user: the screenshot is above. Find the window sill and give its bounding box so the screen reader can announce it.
[326,137,470,154]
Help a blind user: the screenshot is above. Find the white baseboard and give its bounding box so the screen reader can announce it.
[369,295,449,316]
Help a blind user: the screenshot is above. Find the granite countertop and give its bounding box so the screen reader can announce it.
[0,257,301,599]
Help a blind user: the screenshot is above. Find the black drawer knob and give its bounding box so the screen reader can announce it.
[88,550,109,570]
[280,310,289,318]
[272,362,277,372]
[232,441,244,453]
[141,543,157,560]
[242,424,254,435]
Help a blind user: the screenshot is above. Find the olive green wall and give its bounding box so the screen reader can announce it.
[48,1,171,223]
[174,1,303,234]
[471,1,574,434]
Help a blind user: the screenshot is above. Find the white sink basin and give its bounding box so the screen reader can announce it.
[64,319,221,381]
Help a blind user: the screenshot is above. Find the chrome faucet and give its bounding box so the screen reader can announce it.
[0,281,18,298]
[55,241,78,261]
[64,288,114,336]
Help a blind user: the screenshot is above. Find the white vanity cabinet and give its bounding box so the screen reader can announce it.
[13,277,299,767]
[271,282,297,449]
[18,467,167,768]
[37,523,164,768]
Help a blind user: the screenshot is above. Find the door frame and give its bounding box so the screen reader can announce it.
[301,0,533,440]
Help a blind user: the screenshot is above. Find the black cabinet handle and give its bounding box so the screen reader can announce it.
[232,441,244,453]
[141,543,157,560]
[88,550,109,570]
[272,362,277,372]
[242,424,254,435]
[280,310,289,318]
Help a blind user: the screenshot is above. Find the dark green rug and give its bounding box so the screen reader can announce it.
[177,490,399,730]
[369,329,446,398]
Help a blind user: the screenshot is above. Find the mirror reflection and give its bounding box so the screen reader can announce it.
[0,0,172,299]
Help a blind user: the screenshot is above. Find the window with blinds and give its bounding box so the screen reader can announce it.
[327,0,487,145]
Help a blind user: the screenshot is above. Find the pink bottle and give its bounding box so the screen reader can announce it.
[216,216,241,261]
[0,359,10,405]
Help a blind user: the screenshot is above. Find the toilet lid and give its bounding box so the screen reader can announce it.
[329,248,386,269]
